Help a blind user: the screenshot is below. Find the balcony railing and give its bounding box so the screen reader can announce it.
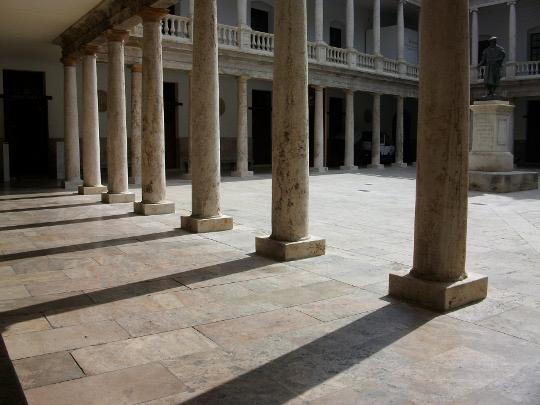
[516,61,540,77]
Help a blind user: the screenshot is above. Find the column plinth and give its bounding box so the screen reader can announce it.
[231,76,253,178]
[61,57,83,190]
[102,29,134,204]
[389,0,487,311]
[79,45,106,195]
[134,8,174,215]
[255,0,325,261]
[180,0,231,232]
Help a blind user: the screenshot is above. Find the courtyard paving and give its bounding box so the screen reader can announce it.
[0,167,539,404]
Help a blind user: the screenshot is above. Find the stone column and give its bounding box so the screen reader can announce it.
[79,46,106,195]
[346,0,354,50]
[128,65,142,185]
[237,0,247,27]
[232,76,253,178]
[470,8,479,81]
[181,0,232,233]
[392,96,407,167]
[389,0,487,312]
[315,0,324,44]
[134,8,175,215]
[368,92,384,169]
[61,57,83,190]
[311,85,328,173]
[255,0,325,262]
[373,0,383,72]
[188,0,194,39]
[101,30,135,204]
[340,89,358,171]
[506,1,517,78]
[182,71,193,179]
[397,0,406,76]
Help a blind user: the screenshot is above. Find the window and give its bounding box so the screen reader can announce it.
[251,8,269,33]
[330,27,342,48]
[531,33,540,61]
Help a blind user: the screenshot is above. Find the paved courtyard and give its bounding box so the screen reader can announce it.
[1,167,539,404]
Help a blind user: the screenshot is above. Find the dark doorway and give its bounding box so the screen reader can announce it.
[327,97,344,166]
[526,100,540,164]
[392,111,412,164]
[163,82,178,169]
[251,90,272,165]
[330,27,342,48]
[2,70,49,176]
[251,8,269,33]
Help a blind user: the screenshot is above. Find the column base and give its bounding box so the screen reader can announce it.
[367,163,385,169]
[61,179,83,190]
[181,215,233,233]
[469,151,513,172]
[134,201,175,216]
[339,165,358,171]
[391,162,408,168]
[469,171,539,193]
[231,170,254,178]
[255,236,326,262]
[389,271,488,312]
[181,173,192,180]
[78,185,107,195]
[101,192,136,204]
[129,176,141,185]
[310,167,328,173]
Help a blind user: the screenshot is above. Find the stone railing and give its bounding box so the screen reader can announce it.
[162,15,191,40]
[217,24,239,47]
[250,31,274,52]
[357,53,375,70]
[405,63,419,78]
[516,61,540,77]
[307,43,317,60]
[383,58,399,74]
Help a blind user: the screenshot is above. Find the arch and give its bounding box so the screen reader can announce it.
[249,1,275,34]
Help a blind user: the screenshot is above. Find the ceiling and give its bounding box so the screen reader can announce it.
[0,0,102,63]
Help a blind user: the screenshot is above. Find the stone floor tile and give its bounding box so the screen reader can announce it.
[448,387,519,405]
[477,305,540,344]
[0,314,51,337]
[0,265,15,276]
[24,363,186,405]
[142,327,218,359]
[4,320,128,359]
[486,361,540,403]
[86,279,183,303]
[26,276,126,297]
[0,285,30,300]
[12,351,84,389]
[308,385,417,405]
[1,270,67,287]
[195,308,321,346]
[0,291,94,314]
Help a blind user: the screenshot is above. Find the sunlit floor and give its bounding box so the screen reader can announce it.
[1,167,539,404]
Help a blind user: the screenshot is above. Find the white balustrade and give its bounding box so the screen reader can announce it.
[162,15,191,40]
[383,58,399,74]
[326,46,348,65]
[406,64,419,78]
[307,43,316,60]
[357,53,375,70]
[251,31,274,52]
[516,61,540,77]
[217,24,239,46]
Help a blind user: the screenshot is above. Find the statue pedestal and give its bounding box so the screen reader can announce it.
[469,100,538,192]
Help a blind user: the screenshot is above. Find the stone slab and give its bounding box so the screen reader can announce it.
[24,363,186,405]
[391,162,408,168]
[309,167,328,173]
[181,215,233,233]
[78,185,106,195]
[101,192,136,204]
[255,236,326,261]
[469,171,538,192]
[339,165,358,171]
[128,176,141,185]
[231,170,254,178]
[134,201,175,216]
[469,151,514,172]
[388,271,488,312]
[61,179,83,190]
[367,163,384,169]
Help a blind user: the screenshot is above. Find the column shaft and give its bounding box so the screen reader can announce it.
[237,0,247,27]
[315,0,324,43]
[129,65,142,184]
[346,0,354,49]
[311,86,326,171]
[373,0,381,55]
[105,31,129,196]
[232,77,253,177]
[182,71,193,178]
[61,57,82,188]
[508,1,516,62]
[397,0,405,60]
[341,90,357,170]
[394,96,405,165]
[369,93,382,167]
[80,46,105,194]
[412,0,470,282]
[471,9,479,66]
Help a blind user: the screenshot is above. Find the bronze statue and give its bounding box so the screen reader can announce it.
[477,36,505,98]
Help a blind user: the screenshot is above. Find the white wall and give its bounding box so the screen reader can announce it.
[366,26,419,64]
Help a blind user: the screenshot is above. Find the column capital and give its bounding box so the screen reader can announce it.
[80,44,101,55]
[395,94,405,100]
[61,57,79,66]
[371,92,381,97]
[236,76,250,83]
[128,64,142,72]
[312,85,325,91]
[186,70,193,77]
[507,1,517,6]
[344,88,356,94]
[396,0,406,4]
[137,6,169,22]
[470,8,478,13]
[105,29,130,42]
